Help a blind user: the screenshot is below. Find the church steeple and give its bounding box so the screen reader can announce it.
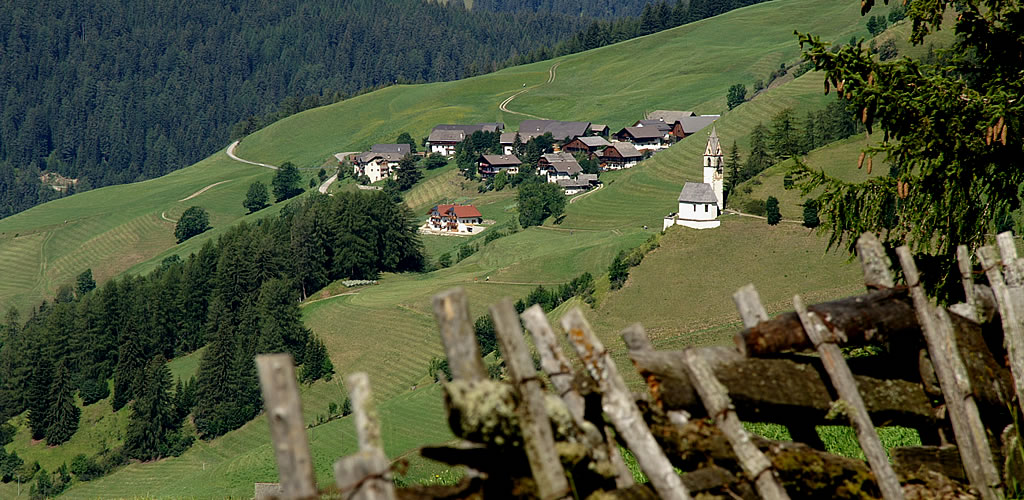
[702,125,724,212]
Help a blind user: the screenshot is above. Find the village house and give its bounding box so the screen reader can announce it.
[426,123,504,156]
[598,141,643,170]
[562,136,611,158]
[556,173,600,195]
[641,110,720,141]
[426,204,484,233]
[589,124,610,137]
[351,145,411,183]
[664,127,725,230]
[614,126,667,151]
[538,152,582,183]
[499,132,522,155]
[517,119,592,143]
[477,154,522,177]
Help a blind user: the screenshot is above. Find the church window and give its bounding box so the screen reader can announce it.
[705,204,709,212]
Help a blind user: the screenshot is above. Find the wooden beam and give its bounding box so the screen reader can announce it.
[255,354,318,500]
[490,299,570,500]
[681,349,790,500]
[733,283,769,328]
[561,308,691,500]
[735,288,919,356]
[622,324,692,428]
[896,246,1002,500]
[340,372,396,500]
[629,349,937,428]
[520,305,585,422]
[792,295,904,500]
[432,287,487,382]
[956,245,980,322]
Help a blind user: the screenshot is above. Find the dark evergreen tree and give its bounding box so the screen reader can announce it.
[742,123,772,180]
[45,360,80,445]
[802,200,820,228]
[395,156,423,190]
[175,206,211,243]
[243,182,269,213]
[765,196,782,226]
[75,269,96,296]
[125,356,179,460]
[769,108,801,160]
[256,279,309,360]
[272,162,302,202]
[473,315,497,356]
[27,358,54,440]
[112,334,145,411]
[724,141,742,198]
[299,334,334,384]
[395,132,417,153]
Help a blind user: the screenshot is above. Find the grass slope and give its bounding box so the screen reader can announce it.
[0,0,928,496]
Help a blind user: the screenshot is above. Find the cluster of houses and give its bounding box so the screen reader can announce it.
[339,110,724,234]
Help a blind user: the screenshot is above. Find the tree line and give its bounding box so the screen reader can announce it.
[0,189,423,490]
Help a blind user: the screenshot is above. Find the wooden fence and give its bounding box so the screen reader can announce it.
[255,231,1024,499]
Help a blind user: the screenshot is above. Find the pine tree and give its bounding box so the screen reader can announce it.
[27,357,54,440]
[769,108,801,160]
[256,279,309,361]
[75,269,96,296]
[45,360,80,445]
[743,124,772,179]
[112,334,145,411]
[125,356,178,460]
[803,200,820,228]
[724,141,742,198]
[272,162,301,201]
[765,196,782,226]
[608,251,629,290]
[243,181,269,213]
[299,334,334,384]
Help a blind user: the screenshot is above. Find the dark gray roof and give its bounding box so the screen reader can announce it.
[590,124,609,132]
[357,151,405,164]
[556,178,591,189]
[479,154,522,166]
[577,173,599,184]
[617,126,665,140]
[576,136,611,148]
[518,120,592,142]
[678,182,718,204]
[634,120,672,132]
[371,144,411,155]
[604,142,641,158]
[429,123,505,143]
[542,153,582,176]
[677,116,719,134]
[646,110,696,123]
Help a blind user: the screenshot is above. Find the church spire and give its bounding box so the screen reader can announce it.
[704,124,722,157]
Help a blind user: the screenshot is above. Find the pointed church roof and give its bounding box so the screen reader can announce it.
[704,125,722,156]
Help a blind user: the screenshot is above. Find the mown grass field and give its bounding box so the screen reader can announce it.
[0,0,951,496]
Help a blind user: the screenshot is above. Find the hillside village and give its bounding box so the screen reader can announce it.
[346,111,722,233]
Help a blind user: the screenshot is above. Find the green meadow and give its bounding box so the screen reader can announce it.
[0,0,943,496]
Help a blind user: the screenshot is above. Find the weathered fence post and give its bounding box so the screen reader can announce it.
[896,247,1002,500]
[432,287,487,381]
[561,308,691,500]
[622,323,689,428]
[978,235,1024,419]
[792,295,904,500]
[490,299,570,500]
[255,354,318,500]
[856,232,895,289]
[521,305,634,488]
[956,245,980,322]
[334,372,396,500]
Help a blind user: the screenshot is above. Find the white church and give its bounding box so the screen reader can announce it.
[663,126,725,230]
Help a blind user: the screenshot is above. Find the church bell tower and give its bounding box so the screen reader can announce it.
[702,125,724,212]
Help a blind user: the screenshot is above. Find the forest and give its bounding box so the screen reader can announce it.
[0,0,766,221]
[0,190,423,488]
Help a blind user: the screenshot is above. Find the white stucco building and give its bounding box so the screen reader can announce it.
[664,126,725,230]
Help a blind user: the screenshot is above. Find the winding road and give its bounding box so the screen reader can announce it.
[226,140,278,170]
[499,62,561,119]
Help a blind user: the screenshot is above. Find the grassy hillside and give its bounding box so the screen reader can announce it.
[0,0,935,496]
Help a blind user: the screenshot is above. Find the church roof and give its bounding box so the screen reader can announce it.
[678,182,718,204]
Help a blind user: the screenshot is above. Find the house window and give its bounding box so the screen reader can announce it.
[705,204,708,213]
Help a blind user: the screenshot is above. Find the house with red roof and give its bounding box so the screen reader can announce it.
[426,204,484,233]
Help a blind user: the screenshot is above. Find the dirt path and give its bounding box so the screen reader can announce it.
[160,211,177,223]
[226,140,278,170]
[722,208,803,224]
[301,291,359,307]
[179,180,232,202]
[499,61,561,119]
[569,183,602,204]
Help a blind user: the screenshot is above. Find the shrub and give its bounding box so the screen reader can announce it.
[765,196,782,225]
[742,199,767,216]
[438,252,452,268]
[174,206,210,243]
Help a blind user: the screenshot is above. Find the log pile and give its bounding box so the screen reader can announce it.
[255,232,1024,499]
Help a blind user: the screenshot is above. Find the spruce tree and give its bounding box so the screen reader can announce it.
[75,269,96,296]
[724,141,742,197]
[256,279,309,361]
[608,251,629,290]
[112,335,144,411]
[765,196,782,226]
[27,358,54,440]
[299,335,334,384]
[45,360,80,445]
[125,356,177,460]
[803,200,820,228]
